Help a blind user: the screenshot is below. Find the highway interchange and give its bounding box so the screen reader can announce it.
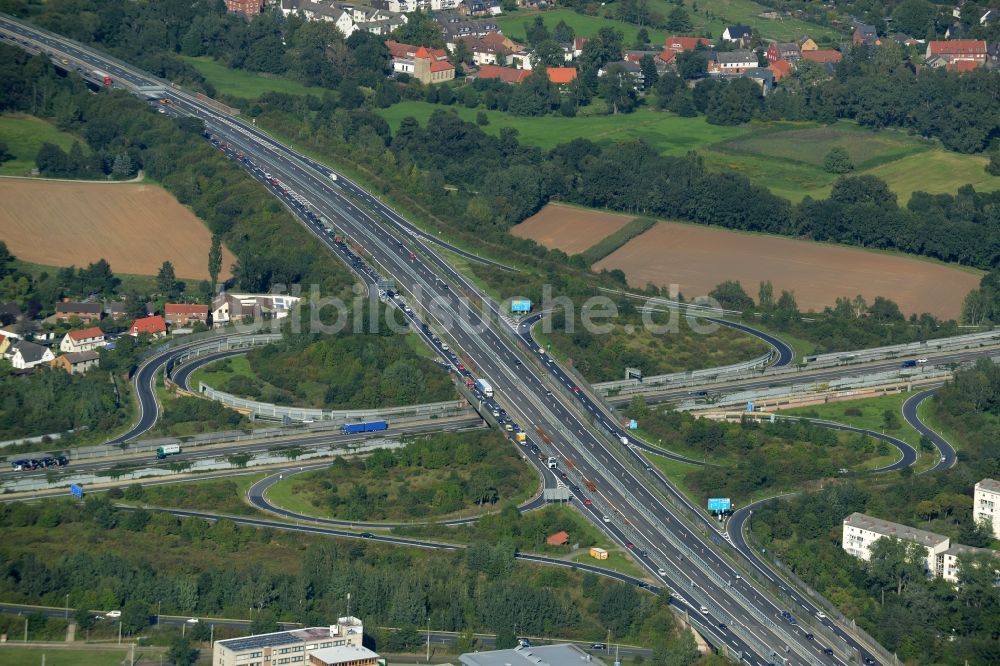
[0,15,972,666]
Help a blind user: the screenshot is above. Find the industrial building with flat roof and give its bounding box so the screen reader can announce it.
[309,644,380,666]
[213,617,364,666]
[460,643,607,666]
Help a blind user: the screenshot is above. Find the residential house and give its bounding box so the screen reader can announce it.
[476,64,530,83]
[710,49,759,74]
[224,0,265,15]
[798,36,818,51]
[891,33,923,47]
[386,41,455,83]
[769,59,793,81]
[459,32,523,66]
[59,326,106,353]
[337,4,407,34]
[51,350,100,375]
[767,42,801,63]
[55,301,103,323]
[546,67,577,86]
[573,37,589,57]
[459,0,501,16]
[211,293,301,327]
[722,25,752,47]
[598,60,643,88]
[0,333,10,357]
[434,13,499,50]
[279,0,357,37]
[130,315,167,338]
[925,40,988,68]
[663,36,714,53]
[974,479,1000,538]
[842,512,950,573]
[801,49,843,64]
[852,21,879,47]
[8,341,55,370]
[164,303,210,327]
[738,67,774,95]
[509,50,533,70]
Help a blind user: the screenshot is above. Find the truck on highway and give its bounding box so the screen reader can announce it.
[341,420,389,435]
[329,173,338,181]
[93,69,113,86]
[474,378,494,398]
[156,444,181,459]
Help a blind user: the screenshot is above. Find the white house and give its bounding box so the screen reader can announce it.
[842,512,951,573]
[212,293,301,327]
[279,0,357,37]
[974,479,1000,538]
[9,341,55,370]
[933,544,1000,583]
[59,326,107,353]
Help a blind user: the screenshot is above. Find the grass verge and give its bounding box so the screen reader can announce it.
[578,217,656,264]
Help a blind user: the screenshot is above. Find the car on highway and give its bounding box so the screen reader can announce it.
[699,606,709,614]
[106,610,121,619]
[571,386,581,394]
[361,533,374,539]
[186,618,199,624]
[625,542,635,550]
[602,515,611,523]
[804,633,814,640]
[815,611,826,620]
[590,643,606,651]
[657,568,667,576]
[583,499,592,506]
[822,648,834,656]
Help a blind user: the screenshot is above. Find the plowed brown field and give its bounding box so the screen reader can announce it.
[514,204,979,319]
[0,179,235,280]
[513,204,631,254]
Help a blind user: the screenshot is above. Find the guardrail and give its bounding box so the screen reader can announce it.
[803,329,1000,367]
[594,350,775,394]
[165,333,283,378]
[198,383,473,424]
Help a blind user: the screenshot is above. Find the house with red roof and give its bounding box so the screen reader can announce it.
[768,59,794,81]
[59,326,107,353]
[129,315,167,338]
[477,64,530,83]
[546,67,577,85]
[801,49,842,64]
[925,40,988,68]
[164,303,210,327]
[663,36,714,53]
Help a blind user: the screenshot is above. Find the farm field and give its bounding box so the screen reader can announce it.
[0,179,235,280]
[0,113,87,177]
[511,203,632,254]
[517,203,979,318]
[377,102,754,153]
[180,56,317,99]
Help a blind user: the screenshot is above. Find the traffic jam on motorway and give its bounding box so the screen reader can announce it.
[0,22,888,662]
[201,133,592,498]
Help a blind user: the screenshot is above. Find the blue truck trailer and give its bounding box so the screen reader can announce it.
[341,420,389,435]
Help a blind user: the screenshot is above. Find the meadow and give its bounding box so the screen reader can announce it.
[0,113,89,176]
[180,55,318,99]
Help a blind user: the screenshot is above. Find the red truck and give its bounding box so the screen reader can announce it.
[92,69,113,86]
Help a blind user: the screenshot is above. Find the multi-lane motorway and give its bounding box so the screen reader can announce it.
[0,15,926,665]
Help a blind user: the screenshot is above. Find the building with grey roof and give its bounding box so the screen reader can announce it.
[934,543,1000,583]
[309,644,380,666]
[460,644,607,666]
[842,512,951,572]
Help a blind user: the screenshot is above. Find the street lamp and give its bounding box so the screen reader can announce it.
[65,594,69,621]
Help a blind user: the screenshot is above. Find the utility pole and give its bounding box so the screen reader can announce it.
[346,592,351,618]
[24,617,28,642]
[157,600,161,626]
[118,621,122,645]
[65,594,69,621]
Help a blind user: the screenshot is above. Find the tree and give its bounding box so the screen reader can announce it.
[508,69,557,116]
[709,280,754,311]
[823,146,855,174]
[666,7,692,32]
[157,261,180,298]
[639,54,658,90]
[675,50,707,79]
[476,111,489,126]
[120,599,150,635]
[0,140,12,165]
[986,152,1000,176]
[495,625,517,649]
[524,16,550,46]
[553,20,575,44]
[77,259,119,296]
[758,281,774,310]
[167,635,198,666]
[598,64,638,114]
[891,0,938,38]
[208,235,222,294]
[112,152,134,179]
[35,142,72,176]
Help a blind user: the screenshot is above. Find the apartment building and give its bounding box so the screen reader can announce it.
[974,478,1000,538]
[934,543,1000,583]
[213,618,364,666]
[842,512,951,573]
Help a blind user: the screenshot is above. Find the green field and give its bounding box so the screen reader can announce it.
[0,647,130,666]
[706,123,1000,204]
[188,353,257,392]
[124,473,267,515]
[778,391,923,449]
[377,102,753,153]
[499,2,841,46]
[0,113,86,176]
[180,56,319,99]
[569,550,649,579]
